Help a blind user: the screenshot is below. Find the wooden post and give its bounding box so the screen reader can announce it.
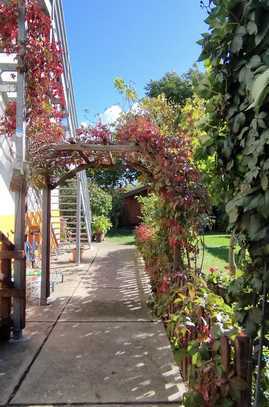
[40,182,51,305]
[13,186,26,338]
[13,0,27,340]
[254,280,268,407]
[235,336,252,407]
[221,335,231,373]
[75,173,81,265]
[0,241,12,341]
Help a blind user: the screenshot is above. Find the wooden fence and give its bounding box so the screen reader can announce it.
[178,330,252,407]
[164,273,252,406]
[0,232,25,341]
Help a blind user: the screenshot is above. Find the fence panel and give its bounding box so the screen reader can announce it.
[0,232,26,341]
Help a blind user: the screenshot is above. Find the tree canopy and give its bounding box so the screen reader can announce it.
[145,68,203,106]
[87,160,138,190]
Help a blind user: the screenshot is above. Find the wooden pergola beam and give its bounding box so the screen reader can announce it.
[52,143,139,153]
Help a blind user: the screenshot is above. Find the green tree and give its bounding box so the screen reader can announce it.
[87,160,138,190]
[145,71,193,106]
[90,183,112,218]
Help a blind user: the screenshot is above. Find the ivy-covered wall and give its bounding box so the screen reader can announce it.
[199,0,269,334]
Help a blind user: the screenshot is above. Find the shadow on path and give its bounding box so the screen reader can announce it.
[1,243,186,406]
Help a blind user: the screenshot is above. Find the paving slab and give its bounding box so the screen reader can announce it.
[60,287,154,321]
[10,404,181,407]
[26,252,97,322]
[10,404,180,407]
[5,243,185,406]
[11,321,185,405]
[26,272,80,322]
[60,247,154,322]
[0,322,52,406]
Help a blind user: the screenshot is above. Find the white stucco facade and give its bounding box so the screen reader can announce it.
[0,86,16,237]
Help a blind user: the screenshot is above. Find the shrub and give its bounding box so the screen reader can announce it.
[137,193,160,228]
[92,215,112,235]
[90,183,112,218]
[110,190,123,229]
[135,224,154,243]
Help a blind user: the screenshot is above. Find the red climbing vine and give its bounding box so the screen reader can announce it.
[0,0,65,147]
[75,114,207,291]
[0,2,250,405]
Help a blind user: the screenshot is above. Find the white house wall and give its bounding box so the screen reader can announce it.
[0,0,77,243]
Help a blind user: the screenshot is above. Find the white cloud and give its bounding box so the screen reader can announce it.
[130,102,144,115]
[80,121,89,128]
[99,105,123,125]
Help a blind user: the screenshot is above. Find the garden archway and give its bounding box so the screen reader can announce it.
[33,115,206,305]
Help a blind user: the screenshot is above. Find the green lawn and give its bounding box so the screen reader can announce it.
[199,234,230,273]
[106,229,230,273]
[106,227,135,245]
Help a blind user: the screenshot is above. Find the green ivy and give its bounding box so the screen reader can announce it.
[199,0,269,322]
[199,0,269,402]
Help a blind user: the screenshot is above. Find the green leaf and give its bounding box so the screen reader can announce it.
[265,190,269,206]
[254,65,268,75]
[244,194,263,212]
[255,19,269,46]
[227,106,238,119]
[231,35,244,54]
[238,126,249,140]
[247,21,257,35]
[249,55,261,69]
[236,26,246,36]
[244,140,258,155]
[250,68,269,110]
[262,51,269,66]
[228,207,238,224]
[192,351,202,367]
[248,214,262,238]
[263,158,269,170]
[253,226,268,241]
[261,174,268,191]
[245,168,259,183]
[233,112,246,133]
[239,66,253,87]
[261,129,269,144]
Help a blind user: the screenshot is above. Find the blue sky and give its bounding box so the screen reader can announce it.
[63,0,208,123]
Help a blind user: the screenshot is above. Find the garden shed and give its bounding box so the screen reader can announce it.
[120,186,148,227]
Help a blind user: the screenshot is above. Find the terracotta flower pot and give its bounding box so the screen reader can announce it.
[95,232,105,243]
[70,247,84,262]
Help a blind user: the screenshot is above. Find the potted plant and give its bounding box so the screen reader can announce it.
[92,215,112,242]
[70,247,84,262]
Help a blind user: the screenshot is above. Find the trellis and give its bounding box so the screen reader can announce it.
[0,11,217,405]
[38,142,140,307]
[0,0,142,339]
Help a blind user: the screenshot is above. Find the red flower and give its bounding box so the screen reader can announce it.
[208,267,218,273]
[159,274,170,293]
[135,224,154,242]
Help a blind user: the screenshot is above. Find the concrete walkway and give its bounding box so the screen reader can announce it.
[1,242,185,406]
